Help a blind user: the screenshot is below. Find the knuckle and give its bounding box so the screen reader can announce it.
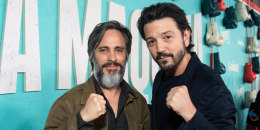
[98,95,104,99]
[93,96,99,102]
[181,85,187,89]
[90,93,96,97]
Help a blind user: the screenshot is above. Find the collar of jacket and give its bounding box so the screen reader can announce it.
[183,52,201,82]
[80,75,138,105]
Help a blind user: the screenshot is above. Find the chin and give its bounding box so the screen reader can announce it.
[105,70,120,76]
[161,63,175,71]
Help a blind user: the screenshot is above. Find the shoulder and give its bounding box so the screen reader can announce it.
[56,82,87,102]
[56,76,96,102]
[196,65,234,104]
[132,89,148,103]
[189,63,232,101]
[126,84,149,105]
[122,79,148,104]
[48,82,91,115]
[195,63,226,87]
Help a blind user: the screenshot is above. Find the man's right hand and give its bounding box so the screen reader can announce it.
[80,93,106,122]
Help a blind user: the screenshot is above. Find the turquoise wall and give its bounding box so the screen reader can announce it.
[0,0,258,129]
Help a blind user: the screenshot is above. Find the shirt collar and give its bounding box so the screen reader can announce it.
[93,77,103,94]
[80,75,137,105]
[93,77,134,95]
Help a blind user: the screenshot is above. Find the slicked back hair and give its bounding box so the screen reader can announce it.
[137,3,194,52]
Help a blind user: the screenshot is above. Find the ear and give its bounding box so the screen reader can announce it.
[183,29,191,47]
[89,53,95,62]
[89,55,93,61]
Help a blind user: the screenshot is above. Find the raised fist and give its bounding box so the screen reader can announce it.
[80,93,107,122]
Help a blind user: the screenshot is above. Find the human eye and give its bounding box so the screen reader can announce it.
[116,48,124,53]
[146,39,156,47]
[99,48,107,53]
[163,35,172,40]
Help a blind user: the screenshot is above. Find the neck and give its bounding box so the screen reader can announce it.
[100,85,121,98]
[100,84,121,118]
[166,52,191,76]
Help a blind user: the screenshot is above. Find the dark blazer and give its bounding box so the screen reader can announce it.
[151,52,237,130]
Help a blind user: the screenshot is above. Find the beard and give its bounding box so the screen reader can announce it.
[155,42,186,71]
[92,59,125,89]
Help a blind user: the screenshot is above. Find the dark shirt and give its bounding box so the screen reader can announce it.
[77,78,130,130]
[151,52,237,130]
[255,90,260,116]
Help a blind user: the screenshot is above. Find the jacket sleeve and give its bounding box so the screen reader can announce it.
[77,112,94,130]
[142,97,152,130]
[182,84,237,130]
[44,99,78,130]
[255,90,260,116]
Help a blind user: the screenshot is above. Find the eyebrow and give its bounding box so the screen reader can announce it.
[145,30,175,40]
[97,46,108,49]
[115,46,125,49]
[97,46,125,49]
[161,31,175,36]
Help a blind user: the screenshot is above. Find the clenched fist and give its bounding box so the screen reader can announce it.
[80,93,106,122]
[166,85,196,122]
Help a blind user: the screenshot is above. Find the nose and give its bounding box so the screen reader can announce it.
[108,51,117,62]
[156,40,166,53]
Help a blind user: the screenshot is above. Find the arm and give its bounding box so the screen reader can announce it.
[44,93,106,130]
[77,112,94,130]
[166,85,236,130]
[142,98,151,130]
[182,85,237,130]
[44,99,78,130]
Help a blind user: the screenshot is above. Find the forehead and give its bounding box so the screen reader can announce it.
[143,17,180,38]
[97,29,126,47]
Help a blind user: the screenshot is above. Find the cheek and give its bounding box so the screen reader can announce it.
[148,49,157,59]
[118,53,127,61]
[149,47,156,53]
[94,57,106,66]
[120,58,127,66]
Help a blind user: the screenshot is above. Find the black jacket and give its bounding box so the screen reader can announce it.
[151,52,237,130]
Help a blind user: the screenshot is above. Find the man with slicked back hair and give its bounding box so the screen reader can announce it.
[137,3,236,130]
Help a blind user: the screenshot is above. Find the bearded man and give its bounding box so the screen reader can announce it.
[137,3,236,130]
[44,20,151,130]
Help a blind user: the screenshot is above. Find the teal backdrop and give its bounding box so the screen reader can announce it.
[0,0,258,129]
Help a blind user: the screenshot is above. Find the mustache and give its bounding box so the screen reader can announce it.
[101,61,124,69]
[156,52,174,61]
